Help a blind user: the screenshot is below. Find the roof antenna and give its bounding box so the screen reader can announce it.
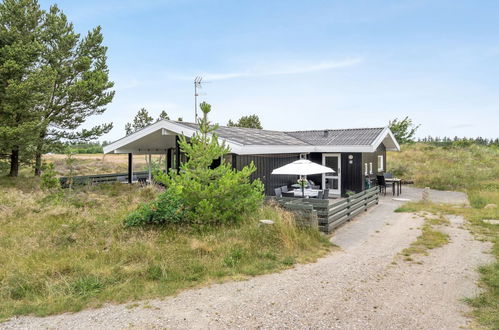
[194,76,212,123]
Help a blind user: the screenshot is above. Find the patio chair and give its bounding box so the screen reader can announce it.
[281,185,289,193]
[376,175,392,196]
[274,187,282,198]
[322,189,329,199]
[317,190,324,199]
[308,179,320,189]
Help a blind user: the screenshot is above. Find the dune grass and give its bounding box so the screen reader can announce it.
[0,178,331,321]
[389,144,499,328]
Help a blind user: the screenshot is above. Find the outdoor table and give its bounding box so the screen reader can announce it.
[291,189,320,198]
[385,178,402,196]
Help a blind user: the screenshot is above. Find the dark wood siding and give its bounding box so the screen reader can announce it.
[340,152,363,195]
[361,143,386,189]
[234,153,301,195]
[308,152,362,197]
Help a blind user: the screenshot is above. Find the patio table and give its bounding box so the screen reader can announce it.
[291,189,320,198]
[385,178,402,196]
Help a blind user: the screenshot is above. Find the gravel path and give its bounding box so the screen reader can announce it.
[2,187,493,329]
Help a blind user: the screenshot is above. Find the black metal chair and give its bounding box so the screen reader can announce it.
[322,189,329,199]
[274,187,282,197]
[317,190,324,199]
[376,175,392,196]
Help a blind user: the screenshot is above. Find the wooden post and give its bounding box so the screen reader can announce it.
[148,153,152,182]
[175,136,181,172]
[128,153,133,184]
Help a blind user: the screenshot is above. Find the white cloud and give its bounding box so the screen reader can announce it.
[171,58,363,81]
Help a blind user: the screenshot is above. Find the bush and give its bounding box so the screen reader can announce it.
[40,163,60,190]
[124,189,185,227]
[153,102,264,227]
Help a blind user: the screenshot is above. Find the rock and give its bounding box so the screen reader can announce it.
[422,187,430,202]
[259,219,274,225]
[482,219,499,225]
[484,204,497,209]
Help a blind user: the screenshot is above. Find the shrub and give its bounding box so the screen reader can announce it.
[154,102,264,226]
[40,163,60,190]
[124,189,185,227]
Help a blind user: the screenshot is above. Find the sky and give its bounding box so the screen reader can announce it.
[40,0,499,141]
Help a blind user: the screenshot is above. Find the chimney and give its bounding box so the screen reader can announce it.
[323,130,329,138]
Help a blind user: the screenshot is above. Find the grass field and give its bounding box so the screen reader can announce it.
[389,143,499,328]
[43,153,163,176]
[0,177,331,321]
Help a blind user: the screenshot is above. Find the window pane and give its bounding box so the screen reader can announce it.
[325,156,338,175]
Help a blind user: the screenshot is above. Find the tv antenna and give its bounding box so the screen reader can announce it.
[194,76,205,122]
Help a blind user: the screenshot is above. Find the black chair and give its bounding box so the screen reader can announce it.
[308,180,320,189]
[281,185,289,193]
[274,187,282,198]
[317,190,324,199]
[322,189,329,199]
[376,175,393,196]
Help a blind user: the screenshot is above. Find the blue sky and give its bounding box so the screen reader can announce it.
[40,0,499,140]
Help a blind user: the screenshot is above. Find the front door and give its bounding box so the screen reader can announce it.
[322,154,341,195]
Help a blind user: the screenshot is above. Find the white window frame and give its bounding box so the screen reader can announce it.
[364,163,368,176]
[369,162,373,174]
[378,155,384,172]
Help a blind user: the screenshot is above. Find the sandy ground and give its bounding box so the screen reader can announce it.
[2,187,492,330]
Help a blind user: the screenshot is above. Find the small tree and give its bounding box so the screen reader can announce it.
[154,102,264,226]
[125,108,154,135]
[388,116,420,144]
[157,110,170,121]
[227,114,263,129]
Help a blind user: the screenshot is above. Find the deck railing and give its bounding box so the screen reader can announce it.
[59,171,148,188]
[270,186,379,233]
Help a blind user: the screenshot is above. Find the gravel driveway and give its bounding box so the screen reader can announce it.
[2,187,492,329]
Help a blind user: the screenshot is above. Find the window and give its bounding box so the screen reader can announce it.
[378,155,384,172]
[300,153,308,159]
[369,162,373,174]
[364,163,368,175]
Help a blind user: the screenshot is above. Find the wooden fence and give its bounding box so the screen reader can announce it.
[270,186,379,233]
[59,171,148,188]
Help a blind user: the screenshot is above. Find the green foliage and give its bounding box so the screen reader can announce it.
[227,114,263,129]
[124,189,185,227]
[125,108,154,135]
[157,110,170,121]
[40,162,60,190]
[154,102,264,226]
[0,179,330,320]
[388,116,420,144]
[0,0,115,176]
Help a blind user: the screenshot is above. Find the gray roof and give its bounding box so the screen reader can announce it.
[177,122,385,146]
[286,128,385,146]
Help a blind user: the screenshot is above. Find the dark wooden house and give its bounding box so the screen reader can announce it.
[103,120,400,197]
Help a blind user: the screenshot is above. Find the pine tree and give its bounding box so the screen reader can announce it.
[125,108,154,135]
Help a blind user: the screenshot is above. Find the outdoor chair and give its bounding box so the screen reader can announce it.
[317,190,324,199]
[274,187,282,198]
[322,189,329,199]
[281,185,289,193]
[308,180,320,189]
[376,175,392,196]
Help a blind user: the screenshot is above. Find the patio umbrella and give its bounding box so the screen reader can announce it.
[271,159,335,197]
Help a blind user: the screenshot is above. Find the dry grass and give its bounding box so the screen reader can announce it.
[390,144,499,328]
[0,178,331,321]
[40,153,164,176]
